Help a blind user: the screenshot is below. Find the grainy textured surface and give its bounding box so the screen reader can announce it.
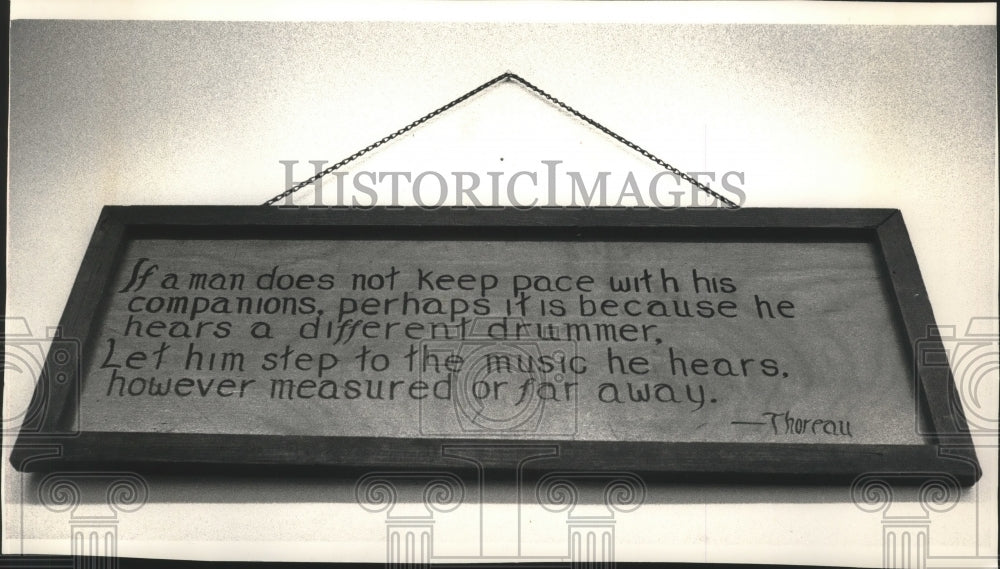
[11,206,976,489]
[78,236,924,445]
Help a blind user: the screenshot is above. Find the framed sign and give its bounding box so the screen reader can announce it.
[9,206,981,485]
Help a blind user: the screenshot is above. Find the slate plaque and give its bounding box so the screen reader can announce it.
[9,206,981,484]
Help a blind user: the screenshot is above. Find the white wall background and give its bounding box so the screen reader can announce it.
[5,2,997,565]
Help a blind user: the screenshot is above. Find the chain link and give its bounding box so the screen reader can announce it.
[264,72,739,208]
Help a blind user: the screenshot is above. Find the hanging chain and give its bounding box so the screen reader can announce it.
[264,72,738,208]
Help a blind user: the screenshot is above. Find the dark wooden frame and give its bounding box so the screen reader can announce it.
[9,206,982,485]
